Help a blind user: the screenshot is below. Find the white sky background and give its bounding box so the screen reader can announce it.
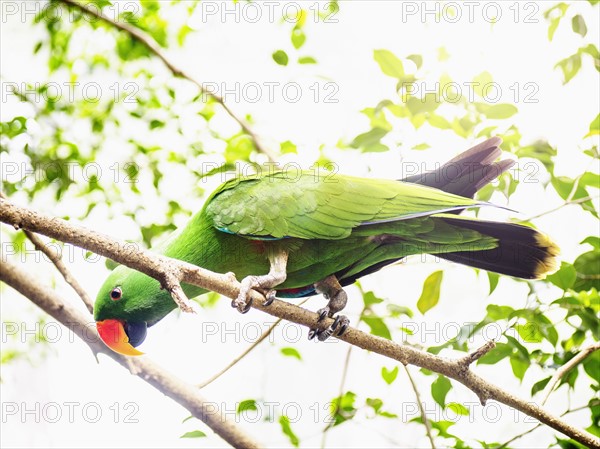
[1,1,599,448]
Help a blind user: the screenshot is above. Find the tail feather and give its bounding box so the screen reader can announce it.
[435,215,559,279]
[403,137,515,199]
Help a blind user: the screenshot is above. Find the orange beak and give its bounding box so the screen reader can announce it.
[96,319,144,356]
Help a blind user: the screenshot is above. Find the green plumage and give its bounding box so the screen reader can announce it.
[206,171,480,239]
[94,139,559,330]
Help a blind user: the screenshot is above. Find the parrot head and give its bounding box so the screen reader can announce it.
[94,265,177,356]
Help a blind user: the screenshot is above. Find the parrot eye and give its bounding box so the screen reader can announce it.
[110,287,122,301]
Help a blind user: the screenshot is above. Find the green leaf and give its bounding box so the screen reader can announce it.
[431,375,452,407]
[373,49,404,79]
[572,15,587,37]
[280,140,297,154]
[555,53,582,84]
[545,3,569,41]
[517,140,556,172]
[478,342,513,365]
[406,54,423,69]
[447,402,469,416]
[473,71,493,98]
[427,114,452,130]
[580,44,600,72]
[417,271,443,314]
[381,366,399,385]
[350,127,389,150]
[1,117,27,138]
[280,347,302,361]
[486,304,514,320]
[272,50,289,66]
[180,430,206,438]
[516,321,544,343]
[531,376,552,395]
[482,103,518,119]
[581,236,600,249]
[488,272,499,295]
[362,291,384,306]
[547,262,577,290]
[406,96,440,115]
[583,351,600,383]
[278,416,300,448]
[585,114,600,137]
[291,28,306,49]
[573,250,600,291]
[105,258,120,271]
[510,355,530,381]
[331,391,357,426]
[362,316,392,340]
[237,399,257,414]
[387,304,414,318]
[412,143,430,151]
[366,397,383,413]
[298,56,317,64]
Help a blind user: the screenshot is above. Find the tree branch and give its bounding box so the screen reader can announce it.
[1,198,599,449]
[58,0,277,162]
[0,261,260,449]
[0,189,93,313]
[541,342,600,406]
[498,401,600,449]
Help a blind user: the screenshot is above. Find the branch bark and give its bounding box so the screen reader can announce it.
[0,261,260,449]
[1,198,599,449]
[57,0,277,162]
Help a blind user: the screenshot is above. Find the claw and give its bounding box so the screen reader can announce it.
[333,315,350,336]
[317,307,330,322]
[231,296,253,314]
[240,297,253,314]
[308,328,318,340]
[337,323,349,336]
[263,290,276,307]
[317,328,333,341]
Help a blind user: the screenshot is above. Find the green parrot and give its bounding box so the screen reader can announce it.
[94,137,559,355]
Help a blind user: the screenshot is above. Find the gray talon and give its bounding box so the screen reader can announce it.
[263,290,276,307]
[317,307,330,322]
[240,297,253,314]
[334,315,350,336]
[317,328,333,341]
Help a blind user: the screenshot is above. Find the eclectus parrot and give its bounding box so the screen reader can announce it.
[94,137,559,355]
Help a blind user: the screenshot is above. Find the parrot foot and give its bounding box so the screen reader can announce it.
[308,314,350,341]
[309,275,350,341]
[232,250,288,314]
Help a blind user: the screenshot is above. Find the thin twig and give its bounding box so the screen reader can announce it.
[1,198,599,449]
[404,365,436,449]
[521,195,598,222]
[321,345,354,448]
[0,192,93,313]
[58,0,277,162]
[197,300,309,389]
[498,401,600,449]
[197,318,282,389]
[541,342,600,405]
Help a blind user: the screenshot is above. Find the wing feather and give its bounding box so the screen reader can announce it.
[205,171,482,240]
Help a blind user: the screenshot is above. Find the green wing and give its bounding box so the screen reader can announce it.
[204,171,482,240]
